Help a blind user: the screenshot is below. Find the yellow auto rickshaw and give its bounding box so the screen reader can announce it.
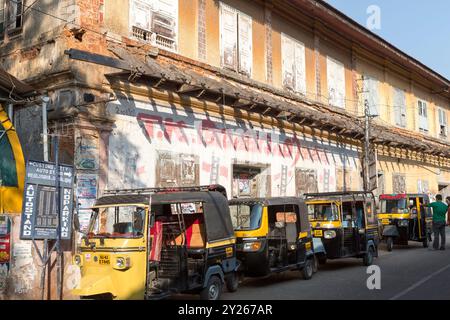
[229,197,318,280]
[305,192,380,266]
[72,185,238,300]
[378,193,433,251]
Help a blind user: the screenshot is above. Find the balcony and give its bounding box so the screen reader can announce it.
[132,25,176,52]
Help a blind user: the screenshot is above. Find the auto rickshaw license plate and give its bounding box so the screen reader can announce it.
[382,219,390,225]
[314,230,323,237]
[98,254,110,265]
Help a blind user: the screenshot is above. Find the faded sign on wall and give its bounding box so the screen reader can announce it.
[11,242,35,294]
[76,174,98,233]
[75,134,99,170]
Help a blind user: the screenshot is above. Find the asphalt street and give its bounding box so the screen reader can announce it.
[216,229,450,300]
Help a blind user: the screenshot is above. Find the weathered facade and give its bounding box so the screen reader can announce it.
[1,0,450,299]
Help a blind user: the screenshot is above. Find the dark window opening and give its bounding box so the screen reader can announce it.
[0,122,18,187]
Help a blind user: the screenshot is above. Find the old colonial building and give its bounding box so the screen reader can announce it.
[1,0,450,299]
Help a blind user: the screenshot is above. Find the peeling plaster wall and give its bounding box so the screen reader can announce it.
[106,96,361,196]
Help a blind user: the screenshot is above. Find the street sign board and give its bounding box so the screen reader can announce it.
[20,160,75,240]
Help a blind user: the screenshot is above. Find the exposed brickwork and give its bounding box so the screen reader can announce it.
[63,0,108,55]
[197,0,207,61]
[264,5,273,84]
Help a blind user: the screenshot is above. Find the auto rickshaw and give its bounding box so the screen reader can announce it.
[72,185,238,300]
[378,193,433,251]
[304,192,379,266]
[229,197,319,280]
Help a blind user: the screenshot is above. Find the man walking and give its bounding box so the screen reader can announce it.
[425,195,447,250]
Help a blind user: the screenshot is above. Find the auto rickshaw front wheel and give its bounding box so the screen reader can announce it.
[300,258,314,280]
[200,275,222,300]
[386,237,394,252]
[363,246,375,266]
[225,272,239,292]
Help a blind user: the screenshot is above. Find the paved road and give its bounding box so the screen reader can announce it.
[216,230,450,300]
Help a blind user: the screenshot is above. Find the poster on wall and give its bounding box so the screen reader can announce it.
[75,134,99,170]
[76,174,98,233]
[0,216,11,293]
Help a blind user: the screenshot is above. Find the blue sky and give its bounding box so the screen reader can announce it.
[325,0,450,80]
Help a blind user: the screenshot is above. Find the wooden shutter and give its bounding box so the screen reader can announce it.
[295,169,318,196]
[152,0,178,41]
[418,100,429,131]
[220,3,237,70]
[327,56,345,109]
[0,0,5,34]
[364,77,379,116]
[238,12,252,76]
[294,41,306,94]
[393,88,407,127]
[281,34,295,90]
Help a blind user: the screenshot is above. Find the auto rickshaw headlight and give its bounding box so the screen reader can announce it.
[113,257,132,270]
[243,241,262,252]
[324,230,336,239]
[73,254,83,266]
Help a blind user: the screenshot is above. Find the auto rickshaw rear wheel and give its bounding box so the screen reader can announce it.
[386,237,394,252]
[363,246,374,266]
[301,258,313,280]
[312,255,318,273]
[225,272,239,292]
[200,275,222,300]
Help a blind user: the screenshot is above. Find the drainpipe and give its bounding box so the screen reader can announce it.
[42,96,50,162]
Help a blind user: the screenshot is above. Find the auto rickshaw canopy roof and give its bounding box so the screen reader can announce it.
[229,197,310,233]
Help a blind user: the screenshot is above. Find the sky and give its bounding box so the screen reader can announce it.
[325,0,450,80]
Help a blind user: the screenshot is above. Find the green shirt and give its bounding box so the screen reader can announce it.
[428,201,448,222]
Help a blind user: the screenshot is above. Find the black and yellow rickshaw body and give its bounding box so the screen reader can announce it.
[378,194,433,249]
[230,197,315,278]
[305,192,380,265]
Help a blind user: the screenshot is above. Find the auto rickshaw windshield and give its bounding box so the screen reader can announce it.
[380,199,408,213]
[88,206,146,238]
[230,203,263,230]
[307,203,339,221]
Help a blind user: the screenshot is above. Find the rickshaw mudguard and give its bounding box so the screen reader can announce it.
[312,237,326,255]
[382,225,399,237]
[203,265,225,287]
[72,274,117,298]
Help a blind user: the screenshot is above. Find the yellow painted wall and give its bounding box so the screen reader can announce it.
[378,156,439,194]
[0,106,25,214]
[178,0,198,60]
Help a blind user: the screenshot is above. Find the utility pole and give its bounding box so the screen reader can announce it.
[364,98,370,192]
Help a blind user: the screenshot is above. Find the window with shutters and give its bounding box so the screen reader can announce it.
[336,167,352,192]
[295,169,318,196]
[155,151,199,187]
[438,108,447,138]
[392,174,406,194]
[418,100,429,133]
[281,33,306,95]
[393,87,407,127]
[417,180,429,194]
[130,0,178,52]
[362,76,379,116]
[6,0,23,36]
[327,56,346,109]
[0,0,5,40]
[219,2,252,76]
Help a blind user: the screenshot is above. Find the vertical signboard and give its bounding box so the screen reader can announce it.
[20,161,74,240]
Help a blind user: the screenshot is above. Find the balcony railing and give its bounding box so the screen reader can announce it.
[132,26,176,52]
